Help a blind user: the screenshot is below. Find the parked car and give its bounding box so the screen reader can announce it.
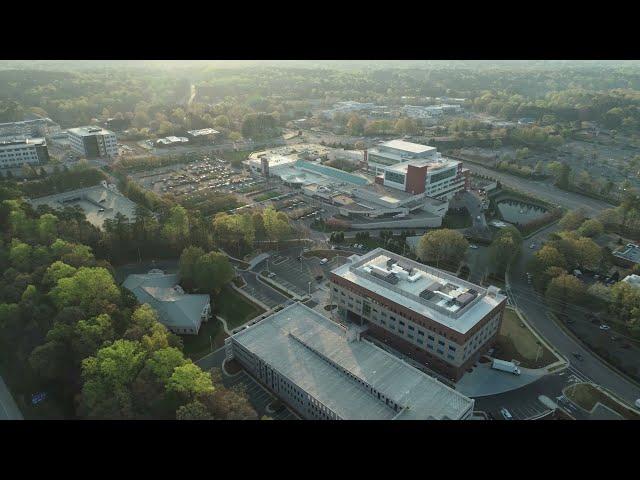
[320,258,329,265]
[469,245,479,249]
[500,408,513,420]
[599,324,611,331]
[529,243,536,249]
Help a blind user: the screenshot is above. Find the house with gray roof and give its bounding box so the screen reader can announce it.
[122,270,211,335]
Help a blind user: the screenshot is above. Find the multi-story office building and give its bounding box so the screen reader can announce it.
[367,139,468,200]
[67,126,118,158]
[225,302,474,420]
[0,138,50,168]
[330,248,507,381]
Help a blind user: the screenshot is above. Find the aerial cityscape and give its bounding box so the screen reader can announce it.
[2,59,640,421]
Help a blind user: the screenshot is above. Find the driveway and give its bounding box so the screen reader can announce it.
[456,362,547,398]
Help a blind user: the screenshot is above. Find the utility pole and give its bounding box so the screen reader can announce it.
[209,335,213,352]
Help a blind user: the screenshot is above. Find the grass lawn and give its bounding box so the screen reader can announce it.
[181,317,228,361]
[493,308,557,368]
[564,383,640,420]
[254,191,280,202]
[215,285,265,330]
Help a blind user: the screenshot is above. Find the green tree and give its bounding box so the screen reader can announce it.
[193,251,234,293]
[577,218,604,238]
[489,226,522,275]
[42,261,77,287]
[179,246,205,284]
[167,363,214,400]
[49,267,121,316]
[559,209,587,231]
[79,339,146,419]
[176,400,213,420]
[37,213,58,245]
[416,229,469,270]
[545,274,585,314]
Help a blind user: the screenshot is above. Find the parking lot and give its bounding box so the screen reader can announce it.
[225,371,298,420]
[263,249,348,297]
[239,272,290,308]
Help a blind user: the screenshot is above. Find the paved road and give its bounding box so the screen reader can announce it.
[462,162,614,215]
[239,271,290,308]
[0,375,23,420]
[508,223,640,406]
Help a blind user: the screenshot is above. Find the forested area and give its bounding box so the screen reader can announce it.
[3,63,640,144]
[0,190,258,419]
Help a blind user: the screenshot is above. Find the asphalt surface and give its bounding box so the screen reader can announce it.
[508,223,640,406]
[238,271,290,308]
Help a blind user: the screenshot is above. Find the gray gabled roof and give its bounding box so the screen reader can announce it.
[122,272,209,330]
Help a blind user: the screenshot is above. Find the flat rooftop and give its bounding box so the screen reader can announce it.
[67,126,114,137]
[387,157,459,174]
[331,248,505,334]
[232,302,473,420]
[378,139,436,155]
[27,184,138,230]
[0,137,46,147]
[614,244,640,264]
[187,128,219,136]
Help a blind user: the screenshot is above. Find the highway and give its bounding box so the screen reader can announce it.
[508,223,640,406]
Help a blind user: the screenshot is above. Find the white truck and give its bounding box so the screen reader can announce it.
[491,359,521,376]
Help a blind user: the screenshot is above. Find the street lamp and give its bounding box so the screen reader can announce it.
[308,281,312,296]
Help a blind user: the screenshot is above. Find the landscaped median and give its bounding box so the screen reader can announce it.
[493,307,563,369]
[563,382,640,420]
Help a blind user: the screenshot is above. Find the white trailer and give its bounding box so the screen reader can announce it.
[491,359,521,375]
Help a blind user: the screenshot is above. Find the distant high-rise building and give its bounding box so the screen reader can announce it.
[67,126,118,158]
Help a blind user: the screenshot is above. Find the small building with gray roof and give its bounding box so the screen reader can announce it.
[122,270,211,335]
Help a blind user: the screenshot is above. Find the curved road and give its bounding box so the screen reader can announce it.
[508,223,640,405]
